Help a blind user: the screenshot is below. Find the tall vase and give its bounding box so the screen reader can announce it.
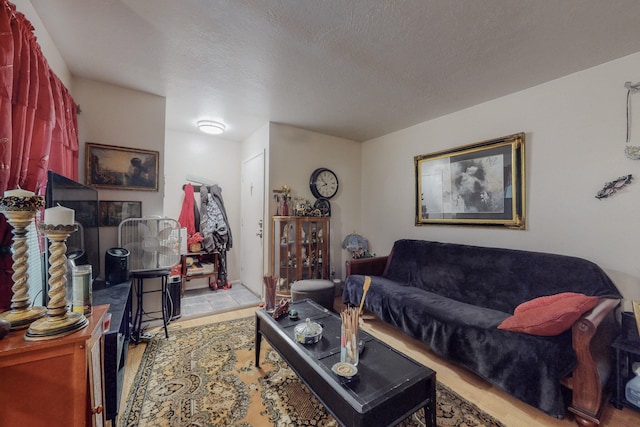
[263,276,277,313]
[340,310,360,366]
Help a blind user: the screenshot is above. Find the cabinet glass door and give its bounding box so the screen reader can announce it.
[299,219,326,280]
[273,217,296,293]
[271,216,330,294]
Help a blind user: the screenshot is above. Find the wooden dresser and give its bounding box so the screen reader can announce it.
[0,305,108,427]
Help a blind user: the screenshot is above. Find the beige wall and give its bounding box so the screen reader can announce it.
[362,53,640,310]
[269,123,361,280]
[73,78,166,272]
[72,77,167,314]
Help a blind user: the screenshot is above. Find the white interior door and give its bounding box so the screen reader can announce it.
[240,151,265,296]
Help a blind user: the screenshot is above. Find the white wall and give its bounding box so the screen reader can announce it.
[164,122,362,286]
[362,53,640,310]
[269,123,361,280]
[163,129,242,284]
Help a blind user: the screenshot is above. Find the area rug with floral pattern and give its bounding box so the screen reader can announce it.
[120,316,504,427]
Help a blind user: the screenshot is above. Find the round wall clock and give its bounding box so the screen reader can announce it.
[309,167,339,199]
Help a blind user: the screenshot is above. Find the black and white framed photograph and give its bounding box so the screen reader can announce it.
[415,133,525,229]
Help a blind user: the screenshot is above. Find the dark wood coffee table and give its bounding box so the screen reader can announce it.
[255,299,436,427]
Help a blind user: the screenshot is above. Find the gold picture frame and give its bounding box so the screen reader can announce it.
[414,132,525,229]
[633,300,640,334]
[86,142,159,191]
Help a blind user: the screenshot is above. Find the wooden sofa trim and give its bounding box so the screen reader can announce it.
[345,255,389,277]
[345,256,620,427]
[565,297,619,427]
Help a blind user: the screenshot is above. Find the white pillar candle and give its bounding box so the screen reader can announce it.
[4,188,35,197]
[44,204,75,225]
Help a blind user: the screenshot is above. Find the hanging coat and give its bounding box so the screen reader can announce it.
[200,184,232,251]
[200,184,232,284]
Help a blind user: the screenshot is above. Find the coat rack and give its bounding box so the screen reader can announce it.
[183,184,202,193]
[183,174,215,193]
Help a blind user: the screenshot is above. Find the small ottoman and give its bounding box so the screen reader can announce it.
[290,279,335,311]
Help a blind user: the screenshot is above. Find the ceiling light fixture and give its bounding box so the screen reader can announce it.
[197,120,226,135]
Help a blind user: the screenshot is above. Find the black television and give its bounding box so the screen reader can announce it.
[45,170,101,279]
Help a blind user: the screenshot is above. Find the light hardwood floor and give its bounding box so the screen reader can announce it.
[115,302,640,427]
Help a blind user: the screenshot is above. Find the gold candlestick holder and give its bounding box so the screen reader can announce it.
[25,224,88,341]
[0,196,47,330]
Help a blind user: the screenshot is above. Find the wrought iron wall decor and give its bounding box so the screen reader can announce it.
[595,174,633,200]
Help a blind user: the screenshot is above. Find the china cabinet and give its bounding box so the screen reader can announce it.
[270,216,330,294]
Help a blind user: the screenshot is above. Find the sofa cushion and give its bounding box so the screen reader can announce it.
[498,293,598,336]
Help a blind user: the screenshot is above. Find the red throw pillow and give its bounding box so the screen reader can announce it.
[498,293,598,336]
[514,292,586,315]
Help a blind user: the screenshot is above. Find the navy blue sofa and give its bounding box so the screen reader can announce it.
[343,239,621,426]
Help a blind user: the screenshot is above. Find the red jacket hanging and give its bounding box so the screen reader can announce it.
[178,183,196,235]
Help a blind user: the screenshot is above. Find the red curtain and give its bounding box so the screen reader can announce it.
[0,1,79,310]
[0,2,13,191]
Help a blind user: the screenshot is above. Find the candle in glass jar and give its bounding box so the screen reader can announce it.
[44,204,75,225]
[4,188,35,198]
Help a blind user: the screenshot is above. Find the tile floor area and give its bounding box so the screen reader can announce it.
[179,283,261,319]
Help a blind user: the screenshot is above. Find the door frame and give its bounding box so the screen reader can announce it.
[240,150,265,296]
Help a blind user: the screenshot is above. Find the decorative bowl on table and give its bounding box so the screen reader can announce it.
[294,318,323,344]
[331,362,358,379]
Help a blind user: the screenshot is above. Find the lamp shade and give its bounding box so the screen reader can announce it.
[197,120,226,135]
[341,233,369,252]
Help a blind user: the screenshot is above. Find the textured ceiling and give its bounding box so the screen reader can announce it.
[30,0,640,142]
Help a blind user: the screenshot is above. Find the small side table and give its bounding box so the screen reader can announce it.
[181,251,219,292]
[131,269,171,342]
[611,336,640,412]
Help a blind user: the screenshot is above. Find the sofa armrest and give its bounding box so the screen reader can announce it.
[345,256,388,277]
[566,298,620,426]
